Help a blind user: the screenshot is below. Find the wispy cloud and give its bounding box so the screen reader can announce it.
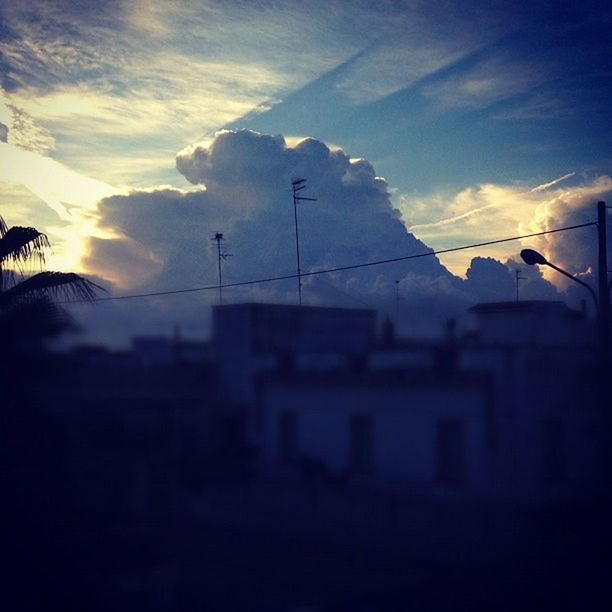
[0,1,364,186]
[422,53,547,111]
[408,173,578,233]
[334,35,480,105]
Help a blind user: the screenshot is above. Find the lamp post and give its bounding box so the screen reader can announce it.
[521,202,609,340]
[520,248,598,307]
[520,246,610,417]
[520,247,609,369]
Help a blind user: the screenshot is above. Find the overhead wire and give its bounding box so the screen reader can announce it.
[61,221,597,304]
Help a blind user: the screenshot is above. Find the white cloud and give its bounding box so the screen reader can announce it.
[518,176,612,289]
[79,130,468,341]
[400,174,612,283]
[422,53,546,110]
[40,127,593,343]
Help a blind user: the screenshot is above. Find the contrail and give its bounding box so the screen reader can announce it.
[529,171,575,193]
[410,201,498,230]
[410,172,576,230]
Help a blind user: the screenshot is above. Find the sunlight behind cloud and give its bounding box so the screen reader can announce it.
[0,142,119,272]
[399,174,607,279]
[0,142,115,211]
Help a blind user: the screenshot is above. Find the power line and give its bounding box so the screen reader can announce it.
[63,221,596,304]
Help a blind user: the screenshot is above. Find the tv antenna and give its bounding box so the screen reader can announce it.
[212,232,232,305]
[291,178,317,305]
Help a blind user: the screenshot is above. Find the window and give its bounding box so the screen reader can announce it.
[436,419,466,485]
[350,413,373,475]
[278,410,298,465]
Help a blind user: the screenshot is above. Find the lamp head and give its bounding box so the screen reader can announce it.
[520,248,548,266]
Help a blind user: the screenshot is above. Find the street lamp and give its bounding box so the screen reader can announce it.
[520,248,609,377]
[520,248,598,308]
[521,199,609,399]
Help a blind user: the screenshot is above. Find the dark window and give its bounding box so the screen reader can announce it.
[350,413,373,475]
[278,411,298,465]
[436,419,466,485]
[541,419,568,484]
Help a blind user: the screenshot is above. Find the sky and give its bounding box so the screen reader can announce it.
[1,0,612,344]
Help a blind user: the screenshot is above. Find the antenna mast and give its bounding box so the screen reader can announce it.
[291,178,317,305]
[212,232,231,305]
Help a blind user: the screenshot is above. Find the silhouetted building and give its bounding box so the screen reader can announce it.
[213,303,376,424]
[260,368,492,498]
[25,337,231,514]
[461,300,603,502]
[468,300,593,346]
[248,300,607,504]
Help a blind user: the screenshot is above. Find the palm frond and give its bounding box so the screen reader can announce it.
[0,215,7,237]
[0,225,50,266]
[0,271,105,307]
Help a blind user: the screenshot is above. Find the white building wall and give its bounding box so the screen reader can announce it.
[261,381,490,497]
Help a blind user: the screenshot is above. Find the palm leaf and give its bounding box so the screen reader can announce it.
[0,221,50,291]
[0,225,50,265]
[0,271,104,307]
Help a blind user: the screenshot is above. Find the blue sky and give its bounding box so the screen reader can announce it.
[1,1,611,341]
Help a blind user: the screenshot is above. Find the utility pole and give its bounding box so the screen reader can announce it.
[291,178,317,305]
[212,232,231,305]
[597,201,609,363]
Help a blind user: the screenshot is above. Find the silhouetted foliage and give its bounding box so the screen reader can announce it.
[0,214,102,354]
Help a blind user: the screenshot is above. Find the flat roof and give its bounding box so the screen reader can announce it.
[212,302,375,316]
[469,300,569,314]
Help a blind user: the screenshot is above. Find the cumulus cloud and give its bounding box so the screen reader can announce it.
[464,257,515,302]
[104,131,446,289]
[78,130,605,344]
[81,130,475,340]
[518,176,612,293]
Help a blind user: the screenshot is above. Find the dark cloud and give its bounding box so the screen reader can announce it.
[463,256,562,304]
[504,257,561,302]
[464,257,514,303]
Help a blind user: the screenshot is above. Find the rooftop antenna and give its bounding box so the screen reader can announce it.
[212,232,232,305]
[515,270,526,302]
[291,178,317,305]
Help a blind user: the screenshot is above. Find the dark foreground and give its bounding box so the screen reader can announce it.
[5,487,612,612]
[3,396,611,611]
